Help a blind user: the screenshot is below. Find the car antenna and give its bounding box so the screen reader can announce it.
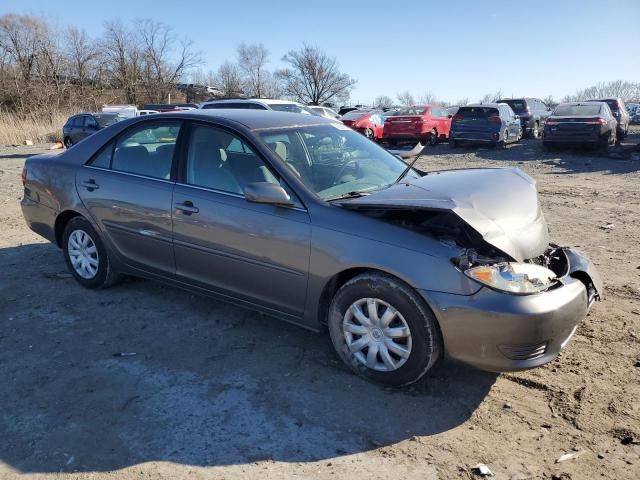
[394,143,426,184]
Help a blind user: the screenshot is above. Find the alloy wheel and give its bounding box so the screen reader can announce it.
[67,229,99,279]
[342,298,412,372]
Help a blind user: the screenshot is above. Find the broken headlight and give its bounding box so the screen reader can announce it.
[464,263,557,295]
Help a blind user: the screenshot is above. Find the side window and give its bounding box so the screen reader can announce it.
[71,116,82,127]
[185,124,278,194]
[111,121,181,180]
[88,141,114,168]
[85,116,98,128]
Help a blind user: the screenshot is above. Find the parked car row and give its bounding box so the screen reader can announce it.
[64,96,634,151]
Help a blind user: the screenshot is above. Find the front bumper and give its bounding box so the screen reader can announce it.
[419,248,601,372]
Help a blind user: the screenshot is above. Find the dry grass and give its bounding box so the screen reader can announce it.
[0,111,70,145]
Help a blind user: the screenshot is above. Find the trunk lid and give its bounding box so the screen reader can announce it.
[385,115,422,134]
[341,167,549,261]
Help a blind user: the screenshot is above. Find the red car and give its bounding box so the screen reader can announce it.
[383,105,452,145]
[340,110,386,140]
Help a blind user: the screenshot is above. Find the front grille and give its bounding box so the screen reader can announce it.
[498,341,548,361]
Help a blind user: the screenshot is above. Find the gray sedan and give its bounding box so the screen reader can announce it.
[21,110,602,386]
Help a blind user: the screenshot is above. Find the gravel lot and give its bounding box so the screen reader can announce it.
[1,129,639,479]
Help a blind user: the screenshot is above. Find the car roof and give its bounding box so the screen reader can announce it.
[158,108,334,130]
[462,103,502,108]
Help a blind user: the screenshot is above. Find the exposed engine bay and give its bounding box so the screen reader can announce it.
[346,205,599,301]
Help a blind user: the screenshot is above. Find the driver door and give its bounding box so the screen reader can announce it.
[172,123,311,317]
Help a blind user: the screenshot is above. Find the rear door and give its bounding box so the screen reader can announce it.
[80,116,98,143]
[76,120,181,274]
[171,122,311,317]
[70,116,86,144]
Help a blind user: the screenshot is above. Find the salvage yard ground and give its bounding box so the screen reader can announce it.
[1,129,639,479]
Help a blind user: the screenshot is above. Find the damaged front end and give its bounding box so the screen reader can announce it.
[453,245,602,307]
[339,167,602,307]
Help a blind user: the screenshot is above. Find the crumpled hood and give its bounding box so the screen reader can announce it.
[343,167,549,261]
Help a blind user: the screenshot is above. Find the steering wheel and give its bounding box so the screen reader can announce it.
[332,157,359,185]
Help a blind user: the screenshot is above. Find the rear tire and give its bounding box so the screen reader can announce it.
[429,128,438,146]
[62,216,121,289]
[328,273,442,387]
[530,122,540,139]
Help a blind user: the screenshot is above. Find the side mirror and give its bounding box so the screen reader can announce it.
[448,114,453,118]
[244,182,294,207]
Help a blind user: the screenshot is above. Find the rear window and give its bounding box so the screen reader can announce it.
[269,103,306,113]
[499,100,526,112]
[396,106,426,115]
[202,102,266,110]
[457,107,498,117]
[553,104,601,116]
[342,111,369,120]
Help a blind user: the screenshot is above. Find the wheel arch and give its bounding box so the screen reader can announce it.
[316,266,427,328]
[54,209,83,247]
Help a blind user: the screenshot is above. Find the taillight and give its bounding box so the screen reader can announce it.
[545,118,559,125]
[21,165,27,186]
[453,114,463,122]
[488,116,501,124]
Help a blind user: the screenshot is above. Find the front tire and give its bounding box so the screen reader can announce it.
[328,273,442,387]
[62,216,121,289]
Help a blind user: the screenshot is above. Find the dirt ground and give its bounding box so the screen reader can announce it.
[1,129,639,480]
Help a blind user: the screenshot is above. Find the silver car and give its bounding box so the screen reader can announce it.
[21,110,602,386]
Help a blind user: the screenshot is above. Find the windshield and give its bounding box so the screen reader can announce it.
[553,104,601,116]
[258,124,419,201]
[93,114,121,127]
[500,100,526,112]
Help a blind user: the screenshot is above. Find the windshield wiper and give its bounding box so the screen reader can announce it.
[393,144,426,184]
[326,191,371,202]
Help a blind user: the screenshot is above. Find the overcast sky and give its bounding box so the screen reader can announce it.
[4,0,639,104]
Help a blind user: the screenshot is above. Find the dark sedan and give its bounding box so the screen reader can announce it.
[543,102,618,149]
[21,110,602,386]
[63,113,122,148]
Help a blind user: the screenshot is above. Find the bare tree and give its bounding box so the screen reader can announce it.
[418,91,437,105]
[237,42,272,98]
[479,90,503,103]
[562,81,640,102]
[65,26,97,89]
[396,90,415,106]
[101,20,140,103]
[137,19,202,103]
[214,61,244,98]
[276,44,355,105]
[454,97,469,106]
[542,95,556,108]
[373,95,393,109]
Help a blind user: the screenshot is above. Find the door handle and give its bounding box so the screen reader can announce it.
[82,179,99,191]
[175,201,199,214]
